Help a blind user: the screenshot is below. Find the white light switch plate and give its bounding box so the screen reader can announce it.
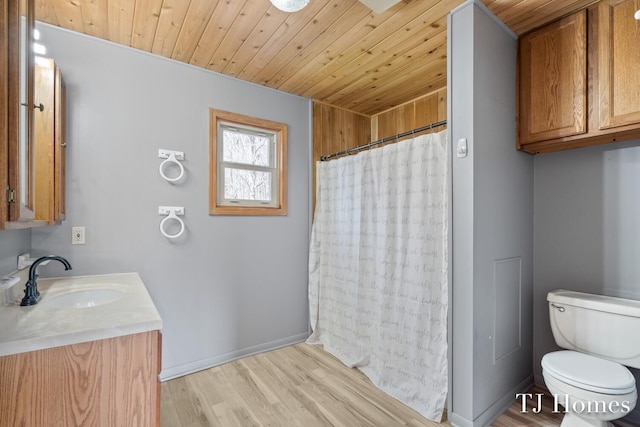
[456,138,468,158]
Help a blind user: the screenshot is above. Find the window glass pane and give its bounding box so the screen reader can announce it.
[222,128,271,167]
[224,168,272,201]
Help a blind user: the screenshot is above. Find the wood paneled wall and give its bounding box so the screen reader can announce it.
[372,87,447,141]
[311,88,447,211]
[312,87,446,162]
[312,101,371,209]
[312,101,372,162]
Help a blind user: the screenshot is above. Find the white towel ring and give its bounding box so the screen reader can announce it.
[159,208,185,239]
[159,152,185,182]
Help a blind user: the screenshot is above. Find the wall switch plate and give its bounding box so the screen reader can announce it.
[72,227,86,245]
[456,138,468,158]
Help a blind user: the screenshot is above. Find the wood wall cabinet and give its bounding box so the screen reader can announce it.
[33,57,66,223]
[1,0,66,229]
[0,331,162,427]
[518,11,587,145]
[517,0,640,154]
[597,0,640,130]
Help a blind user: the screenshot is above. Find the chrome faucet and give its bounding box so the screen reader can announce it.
[21,255,72,306]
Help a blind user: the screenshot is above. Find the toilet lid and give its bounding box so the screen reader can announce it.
[542,351,636,394]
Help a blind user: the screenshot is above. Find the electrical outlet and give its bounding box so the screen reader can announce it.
[72,227,85,245]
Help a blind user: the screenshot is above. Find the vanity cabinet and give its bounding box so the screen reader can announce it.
[0,330,162,426]
[517,0,640,154]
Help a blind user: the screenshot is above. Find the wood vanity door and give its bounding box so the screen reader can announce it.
[518,10,587,145]
[0,331,161,426]
[597,0,640,130]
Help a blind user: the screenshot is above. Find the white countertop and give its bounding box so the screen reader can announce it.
[0,272,162,357]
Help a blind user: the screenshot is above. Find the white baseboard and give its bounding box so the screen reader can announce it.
[450,375,533,427]
[159,331,310,381]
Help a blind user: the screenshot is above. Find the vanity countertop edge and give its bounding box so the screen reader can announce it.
[0,272,162,357]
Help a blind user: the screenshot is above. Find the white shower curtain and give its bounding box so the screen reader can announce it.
[308,130,449,421]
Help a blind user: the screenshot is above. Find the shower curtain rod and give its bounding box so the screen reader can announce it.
[319,119,447,161]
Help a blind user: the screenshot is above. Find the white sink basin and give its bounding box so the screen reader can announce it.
[43,289,125,309]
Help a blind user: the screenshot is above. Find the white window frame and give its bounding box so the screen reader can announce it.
[217,122,278,207]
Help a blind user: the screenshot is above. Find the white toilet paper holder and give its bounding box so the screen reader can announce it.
[158,206,185,239]
[158,149,185,182]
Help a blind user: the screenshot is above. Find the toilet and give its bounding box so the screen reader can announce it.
[543,290,640,427]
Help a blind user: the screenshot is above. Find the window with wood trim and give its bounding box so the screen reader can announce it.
[209,109,287,216]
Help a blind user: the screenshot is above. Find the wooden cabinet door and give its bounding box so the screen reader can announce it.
[54,66,66,221]
[598,0,640,130]
[0,332,160,426]
[33,58,66,223]
[33,57,55,222]
[518,10,587,145]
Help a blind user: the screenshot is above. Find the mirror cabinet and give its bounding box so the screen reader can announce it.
[1,0,66,230]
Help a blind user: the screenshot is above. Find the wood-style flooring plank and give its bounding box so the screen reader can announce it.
[161,344,571,427]
[161,343,449,426]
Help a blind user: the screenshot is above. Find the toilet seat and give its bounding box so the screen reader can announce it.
[542,351,636,395]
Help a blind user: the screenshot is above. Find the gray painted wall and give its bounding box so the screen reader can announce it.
[449,2,534,426]
[0,229,30,277]
[533,138,640,424]
[29,23,311,379]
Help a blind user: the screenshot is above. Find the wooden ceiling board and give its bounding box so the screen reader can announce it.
[507,0,598,34]
[169,0,217,62]
[249,0,364,85]
[303,10,450,105]
[294,1,452,98]
[130,0,163,51]
[287,4,448,106]
[486,0,597,34]
[188,1,248,68]
[50,0,84,34]
[320,30,447,108]
[106,0,134,45]
[232,0,333,81]
[220,5,289,77]
[207,0,274,73]
[340,51,448,114]
[151,0,192,57]
[34,0,59,25]
[262,3,374,89]
[35,0,601,115]
[79,0,108,39]
[276,7,387,95]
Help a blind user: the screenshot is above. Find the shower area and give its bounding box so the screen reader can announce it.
[309,123,449,421]
[309,2,534,426]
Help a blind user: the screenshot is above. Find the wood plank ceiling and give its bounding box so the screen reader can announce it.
[35,0,597,116]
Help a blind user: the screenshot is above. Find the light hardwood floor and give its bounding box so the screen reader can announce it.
[161,343,565,426]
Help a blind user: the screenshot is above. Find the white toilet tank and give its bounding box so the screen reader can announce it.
[548,289,640,368]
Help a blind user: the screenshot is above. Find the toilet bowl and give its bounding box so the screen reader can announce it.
[544,290,640,427]
[542,351,637,427]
